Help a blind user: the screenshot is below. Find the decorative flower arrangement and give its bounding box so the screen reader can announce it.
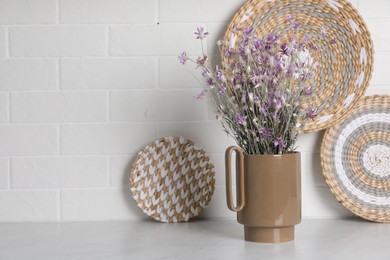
[179,17,328,155]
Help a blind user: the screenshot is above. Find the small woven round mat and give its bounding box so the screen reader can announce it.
[224,0,374,133]
[321,95,390,222]
[129,137,215,223]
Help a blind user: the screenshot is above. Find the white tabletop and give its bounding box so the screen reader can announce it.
[0,218,389,260]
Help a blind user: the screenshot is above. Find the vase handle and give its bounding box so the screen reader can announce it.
[225,146,245,212]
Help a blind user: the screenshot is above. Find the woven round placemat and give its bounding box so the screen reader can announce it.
[224,0,374,133]
[129,137,215,223]
[321,95,390,222]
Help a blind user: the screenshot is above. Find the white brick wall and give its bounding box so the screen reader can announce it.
[0,60,57,90]
[11,157,109,188]
[0,0,389,222]
[11,92,107,123]
[109,24,203,56]
[0,27,6,57]
[109,90,207,122]
[59,0,156,24]
[10,26,107,57]
[0,93,8,123]
[0,125,58,156]
[0,0,57,24]
[0,191,58,222]
[0,159,9,189]
[60,58,158,90]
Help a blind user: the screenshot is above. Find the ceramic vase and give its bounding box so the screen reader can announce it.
[225,146,301,243]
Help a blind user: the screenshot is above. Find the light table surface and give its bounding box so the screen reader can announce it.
[0,218,389,260]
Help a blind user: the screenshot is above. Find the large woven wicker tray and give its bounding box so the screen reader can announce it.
[224,0,374,133]
[321,95,390,222]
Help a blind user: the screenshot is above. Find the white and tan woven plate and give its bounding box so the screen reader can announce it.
[321,95,390,222]
[129,137,215,223]
[224,0,374,133]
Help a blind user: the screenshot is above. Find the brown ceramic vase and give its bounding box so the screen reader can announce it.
[225,146,301,243]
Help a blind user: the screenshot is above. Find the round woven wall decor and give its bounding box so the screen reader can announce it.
[129,137,215,223]
[224,0,374,133]
[321,95,390,222]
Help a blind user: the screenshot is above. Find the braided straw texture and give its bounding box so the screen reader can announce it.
[224,0,374,133]
[129,137,215,223]
[321,95,390,222]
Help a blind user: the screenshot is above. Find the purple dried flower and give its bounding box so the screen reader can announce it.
[254,96,260,105]
[178,51,188,65]
[306,106,318,120]
[206,78,215,88]
[266,33,279,44]
[195,27,209,40]
[181,25,324,154]
[243,26,254,36]
[293,22,301,29]
[281,43,294,55]
[224,48,233,59]
[273,137,286,149]
[255,39,266,49]
[193,89,207,100]
[260,127,272,137]
[295,41,304,50]
[286,15,295,22]
[308,41,317,51]
[201,69,210,78]
[234,74,243,85]
[215,65,224,81]
[235,112,247,125]
[330,39,337,45]
[196,55,207,69]
[218,85,227,95]
[259,104,267,115]
[272,97,283,110]
[303,86,313,96]
[271,111,278,119]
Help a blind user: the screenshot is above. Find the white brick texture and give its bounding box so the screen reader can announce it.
[60,0,156,24]
[110,90,206,122]
[11,157,109,188]
[159,122,236,153]
[0,125,58,156]
[371,52,390,86]
[0,93,8,123]
[159,57,203,89]
[11,92,107,123]
[61,124,157,155]
[110,24,203,56]
[0,27,6,57]
[109,155,136,187]
[0,191,58,222]
[359,0,390,19]
[303,153,327,187]
[0,0,388,222]
[60,58,157,90]
[302,186,354,219]
[0,60,57,90]
[0,159,9,189]
[0,0,56,24]
[10,26,106,57]
[159,0,246,22]
[366,20,390,53]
